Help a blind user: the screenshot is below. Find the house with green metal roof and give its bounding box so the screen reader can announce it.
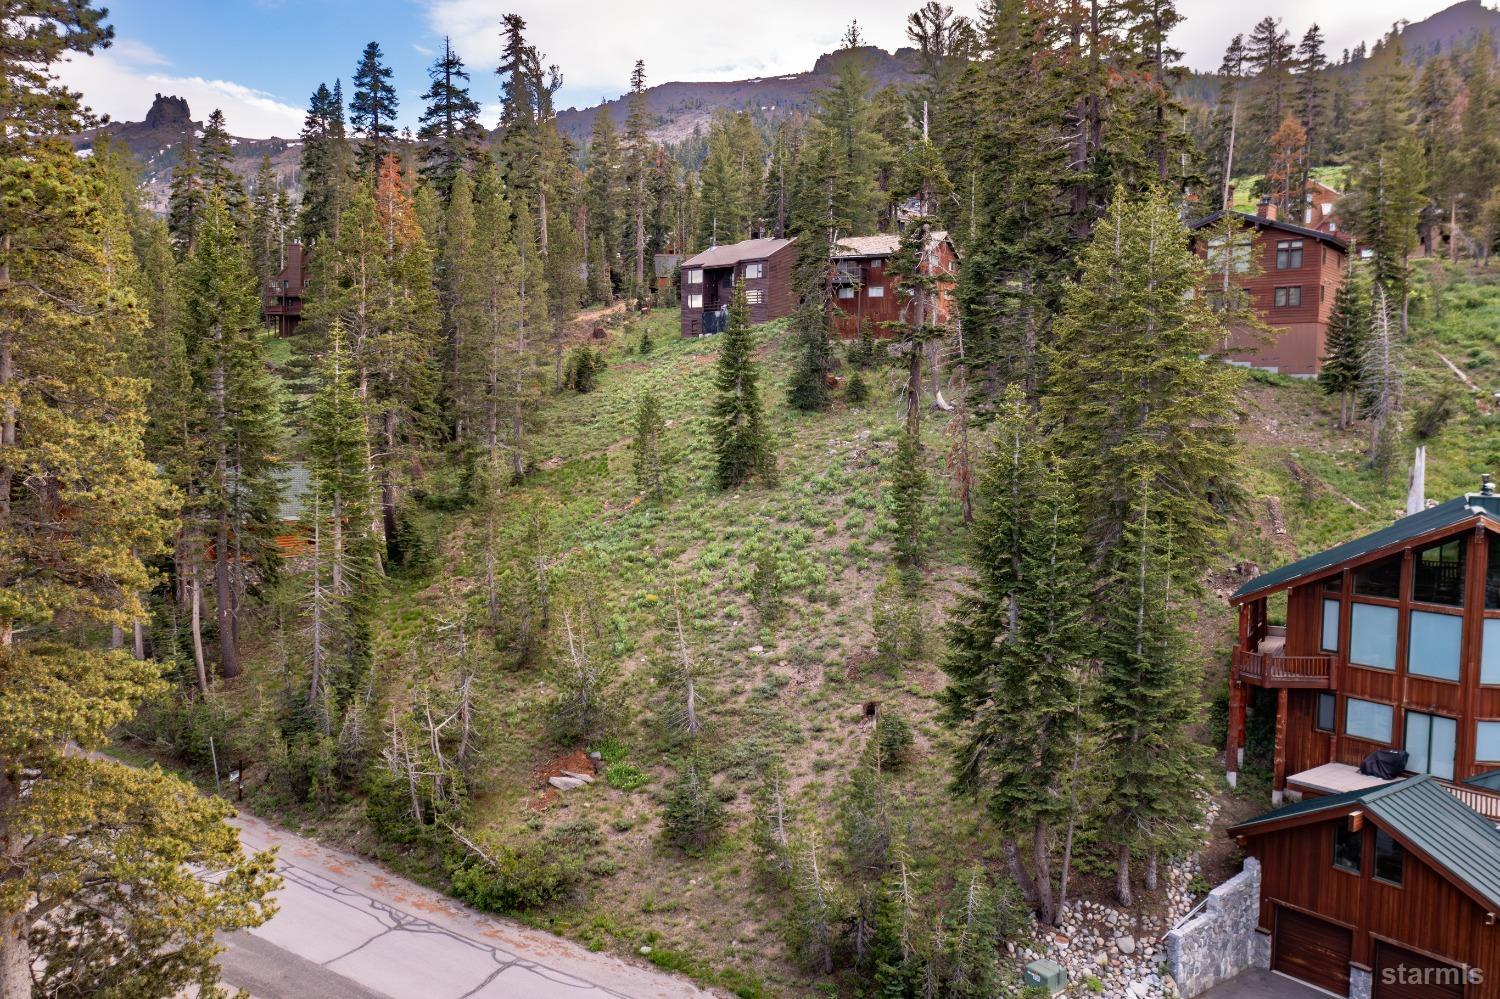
[1223,476,1500,812]
[1222,776,1500,999]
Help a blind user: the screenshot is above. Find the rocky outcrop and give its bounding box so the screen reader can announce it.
[143,94,192,131]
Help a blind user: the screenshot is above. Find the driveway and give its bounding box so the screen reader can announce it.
[1197,968,1337,999]
[219,810,714,999]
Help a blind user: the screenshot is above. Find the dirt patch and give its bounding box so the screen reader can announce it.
[528,749,600,812]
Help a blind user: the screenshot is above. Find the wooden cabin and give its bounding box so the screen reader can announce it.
[1227,478,1500,819]
[653,253,681,302]
[271,463,313,557]
[829,231,958,339]
[1228,777,1500,999]
[679,237,796,336]
[1188,204,1349,377]
[1301,177,1344,235]
[263,242,309,338]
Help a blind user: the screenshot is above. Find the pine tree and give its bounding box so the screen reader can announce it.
[697,111,765,247]
[198,108,246,216]
[167,139,203,256]
[631,389,668,500]
[1244,16,1295,172]
[1265,114,1308,218]
[942,394,1093,924]
[624,60,653,299]
[790,41,892,241]
[886,430,927,573]
[417,37,485,201]
[351,41,399,174]
[1361,282,1404,474]
[663,752,724,855]
[1,10,277,982]
[1294,24,1329,191]
[544,206,585,392]
[1204,35,1247,209]
[438,168,477,429]
[710,278,773,488]
[298,80,353,246]
[1319,258,1369,429]
[248,154,284,281]
[585,108,624,298]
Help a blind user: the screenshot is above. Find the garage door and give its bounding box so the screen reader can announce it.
[1374,941,1466,999]
[1274,906,1352,996]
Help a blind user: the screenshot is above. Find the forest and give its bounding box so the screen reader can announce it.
[3,1,1499,996]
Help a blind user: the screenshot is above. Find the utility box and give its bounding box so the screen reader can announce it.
[1024,958,1067,994]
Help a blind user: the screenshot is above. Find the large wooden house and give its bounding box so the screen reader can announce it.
[678,237,797,336]
[1188,203,1349,377]
[1226,478,1500,815]
[263,242,309,338]
[829,231,958,339]
[1228,776,1500,999]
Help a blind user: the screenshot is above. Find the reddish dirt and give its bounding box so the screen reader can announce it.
[527,749,599,812]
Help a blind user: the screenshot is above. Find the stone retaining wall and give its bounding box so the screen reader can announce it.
[1163,858,1268,997]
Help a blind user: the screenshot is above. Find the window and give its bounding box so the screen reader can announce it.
[1484,619,1500,685]
[1354,555,1402,599]
[1332,822,1362,873]
[1206,236,1252,274]
[1346,698,1394,743]
[1320,598,1341,652]
[837,286,856,300]
[684,268,703,285]
[1408,611,1462,681]
[742,262,764,280]
[1276,239,1304,269]
[867,285,885,298]
[1373,828,1404,885]
[1414,538,1465,605]
[745,288,764,305]
[1274,285,1302,307]
[1316,692,1337,733]
[1349,604,1398,670]
[869,258,882,269]
[1477,721,1500,763]
[1404,711,1457,779]
[1486,536,1500,609]
[687,293,703,309]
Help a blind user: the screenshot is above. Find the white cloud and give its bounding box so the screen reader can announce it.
[56,47,304,139]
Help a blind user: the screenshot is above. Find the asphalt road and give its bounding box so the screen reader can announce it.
[220,811,714,999]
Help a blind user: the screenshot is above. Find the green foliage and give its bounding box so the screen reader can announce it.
[632,389,670,501]
[875,710,914,770]
[871,566,923,673]
[448,838,584,913]
[710,279,774,489]
[845,369,869,405]
[662,753,725,855]
[605,762,650,791]
[566,345,602,393]
[749,544,783,623]
[885,430,928,570]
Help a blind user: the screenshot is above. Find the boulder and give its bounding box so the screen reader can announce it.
[559,769,595,783]
[549,775,587,791]
[1115,935,1136,955]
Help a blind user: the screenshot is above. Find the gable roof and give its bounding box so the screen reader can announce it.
[1187,209,1350,250]
[1231,491,1500,603]
[681,238,794,269]
[1230,776,1500,911]
[831,230,954,259]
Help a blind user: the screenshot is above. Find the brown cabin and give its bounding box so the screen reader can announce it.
[1227,776,1500,999]
[1188,204,1349,377]
[679,237,797,336]
[829,231,958,339]
[1226,478,1500,819]
[263,242,309,338]
[1301,177,1344,235]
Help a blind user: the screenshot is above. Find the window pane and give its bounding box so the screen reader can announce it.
[1321,598,1341,652]
[1354,555,1402,599]
[687,293,702,309]
[1332,823,1362,873]
[685,268,702,285]
[1478,721,1500,763]
[1316,693,1337,733]
[1405,712,1430,774]
[1486,620,1500,685]
[1431,715,1456,780]
[1408,611,1462,681]
[1374,829,1404,885]
[1274,287,1286,306]
[743,262,763,279]
[1346,698,1393,743]
[1413,538,1465,605]
[1488,536,1500,609]
[1349,604,1398,670]
[868,285,884,298]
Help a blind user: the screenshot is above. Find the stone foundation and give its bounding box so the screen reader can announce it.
[1350,966,1372,999]
[1163,858,1265,998]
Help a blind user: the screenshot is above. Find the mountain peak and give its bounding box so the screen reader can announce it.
[144,93,192,131]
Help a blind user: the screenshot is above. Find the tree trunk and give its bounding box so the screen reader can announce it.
[1003,836,1039,906]
[1115,843,1134,908]
[1034,821,1057,925]
[191,566,208,693]
[1145,848,1159,893]
[0,896,30,998]
[214,520,240,678]
[381,409,398,558]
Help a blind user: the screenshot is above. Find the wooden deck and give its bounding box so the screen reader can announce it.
[1232,646,1332,688]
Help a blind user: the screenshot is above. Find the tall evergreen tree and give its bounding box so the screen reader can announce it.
[710,278,773,488]
[351,41,399,174]
[1204,34,1247,209]
[417,37,485,201]
[248,154,285,281]
[624,59,653,298]
[166,139,203,256]
[697,111,765,247]
[298,80,354,246]
[1318,257,1369,429]
[585,108,624,297]
[197,108,245,214]
[1243,16,1294,172]
[1294,23,1329,194]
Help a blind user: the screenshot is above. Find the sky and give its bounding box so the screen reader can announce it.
[56,0,1465,139]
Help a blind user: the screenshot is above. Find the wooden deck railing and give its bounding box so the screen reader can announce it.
[1232,648,1333,688]
[1445,783,1500,823]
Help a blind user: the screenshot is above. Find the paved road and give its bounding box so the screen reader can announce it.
[1197,968,1332,999]
[220,811,715,999]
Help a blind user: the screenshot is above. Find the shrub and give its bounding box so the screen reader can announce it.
[448,840,583,913]
[663,754,725,855]
[605,761,650,791]
[876,710,914,769]
[845,369,869,404]
[871,567,923,673]
[749,544,782,623]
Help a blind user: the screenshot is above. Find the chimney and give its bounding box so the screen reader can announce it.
[1483,473,1496,497]
[1256,197,1277,222]
[1225,182,1236,210]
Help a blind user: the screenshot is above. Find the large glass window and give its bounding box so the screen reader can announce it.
[1413,538,1465,605]
[684,268,702,285]
[1354,555,1402,599]
[1273,286,1302,307]
[1321,598,1341,652]
[1316,692,1337,733]
[742,262,764,280]
[1488,536,1500,609]
[1405,711,1457,780]
[1485,620,1500,685]
[1332,822,1362,873]
[1408,611,1462,681]
[1349,604,1399,670]
[1346,698,1394,743]
[1477,721,1500,763]
[1276,239,1304,269]
[1373,829,1404,885]
[686,293,703,309]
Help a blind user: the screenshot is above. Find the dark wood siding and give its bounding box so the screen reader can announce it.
[1374,941,1467,999]
[1275,906,1353,996]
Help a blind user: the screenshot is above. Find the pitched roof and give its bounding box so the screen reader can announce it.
[275,463,311,522]
[1187,209,1350,249]
[681,238,794,269]
[1229,776,1500,911]
[1231,491,1500,602]
[653,253,681,278]
[831,230,953,259]
[1468,769,1500,792]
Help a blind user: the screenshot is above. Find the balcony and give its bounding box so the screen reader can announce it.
[1232,646,1332,688]
[1447,783,1500,824]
